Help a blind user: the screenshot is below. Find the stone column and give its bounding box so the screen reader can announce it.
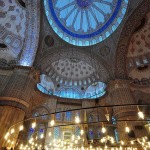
[108,80,136,144]
[82,109,88,147]
[0,67,37,149]
[0,106,25,149]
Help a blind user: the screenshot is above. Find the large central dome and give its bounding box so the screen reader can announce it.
[44,0,128,46]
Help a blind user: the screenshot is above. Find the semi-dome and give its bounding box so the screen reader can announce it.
[36,48,108,99]
[44,0,128,46]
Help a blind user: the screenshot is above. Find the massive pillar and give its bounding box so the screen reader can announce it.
[19,0,40,66]
[0,67,37,149]
[108,80,147,145]
[0,106,25,148]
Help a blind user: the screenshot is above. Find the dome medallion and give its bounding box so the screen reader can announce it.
[44,0,128,46]
[76,0,92,8]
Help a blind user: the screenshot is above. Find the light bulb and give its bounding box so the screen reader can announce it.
[10,128,15,134]
[131,141,134,145]
[75,116,80,124]
[111,138,114,144]
[4,132,10,140]
[7,139,10,143]
[49,132,51,137]
[78,136,81,140]
[101,139,105,143]
[145,136,148,140]
[75,140,78,144]
[40,133,44,139]
[19,125,24,131]
[90,145,92,149]
[11,141,14,144]
[121,141,124,145]
[72,135,75,140]
[105,114,110,122]
[138,111,144,119]
[80,129,84,135]
[50,120,55,126]
[125,126,130,133]
[143,138,146,142]
[31,122,36,128]
[101,127,106,133]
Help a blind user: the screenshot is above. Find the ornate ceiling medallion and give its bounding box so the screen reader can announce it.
[44,0,128,46]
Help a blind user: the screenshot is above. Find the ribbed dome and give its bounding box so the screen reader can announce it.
[44,0,128,46]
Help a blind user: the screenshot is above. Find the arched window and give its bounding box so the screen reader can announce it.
[97,130,101,139]
[88,114,94,122]
[66,111,72,121]
[88,129,94,140]
[28,128,34,139]
[56,113,61,120]
[38,128,44,139]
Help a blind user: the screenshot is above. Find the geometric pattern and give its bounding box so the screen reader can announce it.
[44,0,128,46]
[54,127,60,139]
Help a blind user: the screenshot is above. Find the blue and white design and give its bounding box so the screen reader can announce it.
[37,80,106,99]
[44,0,128,46]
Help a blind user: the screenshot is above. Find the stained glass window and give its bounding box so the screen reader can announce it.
[55,87,83,99]
[28,128,34,139]
[66,111,72,121]
[37,75,106,99]
[89,129,94,139]
[75,126,80,136]
[56,113,61,120]
[38,128,44,139]
[54,127,60,139]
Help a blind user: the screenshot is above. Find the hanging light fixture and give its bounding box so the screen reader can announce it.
[4,132,10,140]
[138,111,144,119]
[131,141,134,145]
[121,141,124,145]
[80,129,84,135]
[101,124,106,134]
[40,133,44,139]
[19,125,24,131]
[137,106,144,119]
[31,121,36,129]
[10,128,15,134]
[105,107,110,122]
[75,115,80,124]
[50,120,55,126]
[125,122,130,133]
[49,132,52,137]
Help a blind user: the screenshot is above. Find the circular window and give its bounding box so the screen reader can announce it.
[45,35,54,47]
[44,0,128,46]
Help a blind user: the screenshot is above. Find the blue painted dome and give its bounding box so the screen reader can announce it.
[44,0,128,46]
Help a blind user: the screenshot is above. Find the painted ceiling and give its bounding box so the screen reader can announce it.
[44,0,128,46]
